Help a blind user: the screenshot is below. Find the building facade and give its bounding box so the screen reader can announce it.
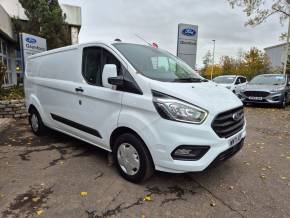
[0,0,81,86]
[264,43,290,72]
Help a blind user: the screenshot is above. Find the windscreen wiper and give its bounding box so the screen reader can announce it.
[174,78,208,83]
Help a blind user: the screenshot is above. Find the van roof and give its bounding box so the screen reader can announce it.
[27,41,148,60]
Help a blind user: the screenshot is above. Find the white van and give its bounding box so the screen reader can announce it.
[24,42,246,183]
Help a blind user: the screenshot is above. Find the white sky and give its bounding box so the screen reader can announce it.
[59,0,287,68]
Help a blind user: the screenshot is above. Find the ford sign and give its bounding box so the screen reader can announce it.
[182,28,196,37]
[25,37,37,44]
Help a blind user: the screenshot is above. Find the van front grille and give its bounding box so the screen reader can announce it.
[212,106,245,138]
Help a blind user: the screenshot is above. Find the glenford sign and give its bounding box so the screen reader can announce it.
[177,24,198,69]
[20,33,47,69]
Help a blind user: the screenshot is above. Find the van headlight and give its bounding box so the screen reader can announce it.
[152,90,208,124]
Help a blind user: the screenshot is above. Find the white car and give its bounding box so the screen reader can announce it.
[24,42,246,183]
[213,75,248,93]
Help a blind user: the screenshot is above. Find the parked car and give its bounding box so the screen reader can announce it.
[24,42,246,183]
[213,75,247,93]
[238,74,290,108]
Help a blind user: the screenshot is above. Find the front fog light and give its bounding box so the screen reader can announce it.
[171,145,210,160]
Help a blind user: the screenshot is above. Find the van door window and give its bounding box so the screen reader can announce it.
[102,48,142,94]
[82,47,102,85]
[102,49,122,75]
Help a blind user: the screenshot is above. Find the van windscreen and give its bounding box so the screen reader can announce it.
[113,43,204,82]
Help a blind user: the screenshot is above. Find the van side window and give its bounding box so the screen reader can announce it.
[102,49,122,75]
[82,47,102,85]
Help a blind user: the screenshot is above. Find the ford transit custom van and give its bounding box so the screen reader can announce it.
[24,42,246,183]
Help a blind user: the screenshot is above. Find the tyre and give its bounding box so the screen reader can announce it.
[113,133,154,183]
[279,95,286,109]
[28,108,47,136]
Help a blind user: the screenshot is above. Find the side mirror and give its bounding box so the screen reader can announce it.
[102,64,118,89]
[108,76,124,86]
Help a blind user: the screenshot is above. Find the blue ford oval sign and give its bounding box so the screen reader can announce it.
[25,37,37,44]
[182,28,196,36]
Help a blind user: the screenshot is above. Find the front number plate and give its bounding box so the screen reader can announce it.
[249,96,262,100]
[229,132,242,147]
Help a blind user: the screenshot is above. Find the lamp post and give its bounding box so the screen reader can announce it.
[211,40,216,80]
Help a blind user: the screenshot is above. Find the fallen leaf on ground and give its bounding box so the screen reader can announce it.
[280,176,287,180]
[32,197,40,202]
[36,208,44,215]
[80,192,88,197]
[140,215,146,218]
[267,166,272,169]
[143,195,152,201]
[286,157,290,160]
[260,174,266,179]
[261,168,266,171]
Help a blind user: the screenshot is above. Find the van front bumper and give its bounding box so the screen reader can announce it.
[141,117,246,173]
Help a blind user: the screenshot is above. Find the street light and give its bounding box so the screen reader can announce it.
[211,40,216,80]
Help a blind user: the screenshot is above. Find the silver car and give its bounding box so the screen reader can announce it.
[238,74,290,108]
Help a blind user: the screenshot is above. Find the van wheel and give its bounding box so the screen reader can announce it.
[29,109,47,136]
[113,133,154,183]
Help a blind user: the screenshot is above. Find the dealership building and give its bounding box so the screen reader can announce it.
[264,42,290,71]
[0,0,81,86]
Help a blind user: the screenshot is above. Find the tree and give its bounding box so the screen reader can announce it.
[0,61,7,88]
[227,0,290,26]
[203,50,212,67]
[202,64,223,79]
[220,56,237,75]
[201,51,212,75]
[242,47,271,78]
[13,0,70,49]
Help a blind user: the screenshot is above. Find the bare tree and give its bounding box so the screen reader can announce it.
[227,0,289,26]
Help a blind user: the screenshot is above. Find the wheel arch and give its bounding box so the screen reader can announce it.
[27,94,48,124]
[110,126,144,150]
[109,126,155,165]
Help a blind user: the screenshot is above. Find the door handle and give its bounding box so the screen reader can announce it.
[75,87,84,92]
